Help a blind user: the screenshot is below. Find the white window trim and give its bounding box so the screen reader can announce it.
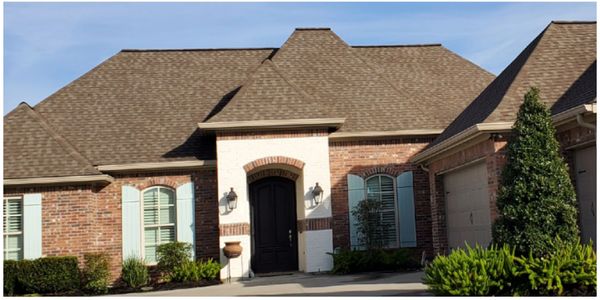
[365,175,400,248]
[140,186,177,265]
[4,196,24,260]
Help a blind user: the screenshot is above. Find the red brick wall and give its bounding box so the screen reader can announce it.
[329,137,435,257]
[4,169,219,283]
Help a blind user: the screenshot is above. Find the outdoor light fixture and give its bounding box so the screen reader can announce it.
[312,182,324,204]
[226,187,238,210]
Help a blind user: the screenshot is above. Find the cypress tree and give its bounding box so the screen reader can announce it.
[492,87,579,257]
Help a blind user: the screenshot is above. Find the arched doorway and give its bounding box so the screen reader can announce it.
[249,176,298,273]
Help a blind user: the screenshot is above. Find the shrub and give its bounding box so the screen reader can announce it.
[424,244,520,296]
[157,242,192,276]
[329,248,420,274]
[121,257,149,288]
[81,253,111,295]
[423,241,597,296]
[17,256,80,294]
[493,87,579,257]
[351,198,385,249]
[4,260,21,296]
[170,259,221,282]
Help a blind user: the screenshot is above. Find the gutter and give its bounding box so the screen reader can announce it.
[410,122,513,164]
[97,160,217,172]
[198,118,346,131]
[329,129,443,141]
[4,174,114,187]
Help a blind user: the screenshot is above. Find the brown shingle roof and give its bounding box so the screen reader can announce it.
[207,29,494,132]
[5,28,494,178]
[4,103,101,179]
[429,21,596,148]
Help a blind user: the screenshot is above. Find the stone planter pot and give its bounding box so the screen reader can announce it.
[223,241,243,258]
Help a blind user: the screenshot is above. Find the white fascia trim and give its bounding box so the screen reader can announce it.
[329,129,443,140]
[198,118,346,131]
[411,122,514,164]
[97,160,217,172]
[552,103,596,125]
[4,174,114,187]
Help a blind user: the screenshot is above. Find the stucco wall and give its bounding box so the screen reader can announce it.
[216,132,334,278]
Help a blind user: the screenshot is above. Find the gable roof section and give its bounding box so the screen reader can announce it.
[425,21,596,151]
[4,103,101,179]
[204,28,494,132]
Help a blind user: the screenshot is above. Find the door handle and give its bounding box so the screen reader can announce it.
[469,212,473,225]
[288,229,293,247]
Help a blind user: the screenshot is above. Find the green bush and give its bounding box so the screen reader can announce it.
[121,257,149,288]
[17,256,80,294]
[4,260,21,296]
[493,87,579,257]
[170,259,221,282]
[329,248,420,274]
[424,241,596,296]
[424,244,519,296]
[81,253,111,295]
[157,242,192,276]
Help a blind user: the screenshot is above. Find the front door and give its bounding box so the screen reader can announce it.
[250,176,298,273]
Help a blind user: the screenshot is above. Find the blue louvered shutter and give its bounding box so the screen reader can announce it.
[176,182,195,259]
[23,194,42,259]
[122,186,141,260]
[397,171,417,247]
[347,174,365,250]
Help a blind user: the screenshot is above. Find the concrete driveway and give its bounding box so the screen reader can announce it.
[123,271,429,296]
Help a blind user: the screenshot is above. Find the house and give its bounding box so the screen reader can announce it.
[3,22,595,282]
[412,21,597,253]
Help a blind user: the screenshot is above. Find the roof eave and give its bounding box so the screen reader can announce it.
[410,122,514,164]
[97,160,217,173]
[4,174,114,187]
[198,118,346,132]
[552,102,596,126]
[329,129,443,141]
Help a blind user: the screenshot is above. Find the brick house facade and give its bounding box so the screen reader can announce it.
[3,22,595,283]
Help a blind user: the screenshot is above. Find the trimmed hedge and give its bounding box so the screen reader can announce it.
[329,248,421,274]
[424,241,596,296]
[4,256,81,295]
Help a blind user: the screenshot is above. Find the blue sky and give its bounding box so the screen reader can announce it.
[4,2,596,113]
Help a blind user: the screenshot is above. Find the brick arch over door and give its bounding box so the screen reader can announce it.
[243,156,305,173]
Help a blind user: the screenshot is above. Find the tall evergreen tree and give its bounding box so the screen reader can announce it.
[492,87,579,257]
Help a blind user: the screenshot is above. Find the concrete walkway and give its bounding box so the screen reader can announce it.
[124,271,429,296]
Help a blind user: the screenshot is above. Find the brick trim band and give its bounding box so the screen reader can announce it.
[219,223,250,236]
[247,169,299,183]
[243,156,305,173]
[297,217,332,232]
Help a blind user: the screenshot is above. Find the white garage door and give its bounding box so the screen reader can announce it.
[575,146,596,248]
[444,161,492,249]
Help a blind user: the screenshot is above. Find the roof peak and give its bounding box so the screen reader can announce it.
[353,43,442,48]
[121,47,278,53]
[551,20,596,24]
[294,27,331,31]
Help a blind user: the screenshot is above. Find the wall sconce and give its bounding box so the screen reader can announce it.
[226,187,238,210]
[312,182,324,204]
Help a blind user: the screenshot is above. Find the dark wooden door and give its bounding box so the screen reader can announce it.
[250,177,298,273]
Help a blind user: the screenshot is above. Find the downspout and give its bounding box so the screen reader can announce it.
[577,113,596,130]
[419,164,429,173]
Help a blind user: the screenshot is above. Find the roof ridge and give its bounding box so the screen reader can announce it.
[265,60,320,104]
[121,47,279,52]
[551,20,596,24]
[439,45,495,78]
[352,43,442,48]
[22,104,99,174]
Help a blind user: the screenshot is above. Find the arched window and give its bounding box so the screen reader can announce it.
[142,186,176,263]
[365,175,399,248]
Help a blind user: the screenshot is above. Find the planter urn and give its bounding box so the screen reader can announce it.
[223,241,243,258]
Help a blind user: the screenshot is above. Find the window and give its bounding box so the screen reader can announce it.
[365,175,399,248]
[4,197,23,260]
[143,187,176,263]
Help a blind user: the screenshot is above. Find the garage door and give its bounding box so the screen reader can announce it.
[444,161,491,249]
[575,146,596,248]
